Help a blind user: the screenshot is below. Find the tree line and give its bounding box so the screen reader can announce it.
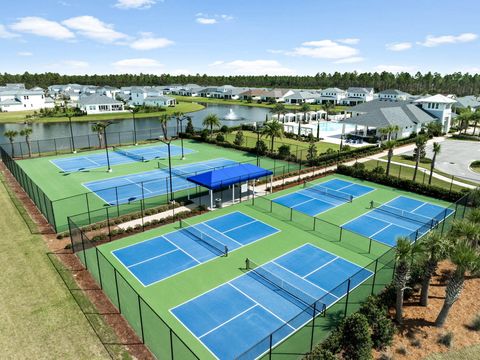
[1,71,480,96]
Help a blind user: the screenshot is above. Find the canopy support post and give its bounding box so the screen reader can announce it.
[270,175,273,193]
[232,184,235,204]
[210,189,213,210]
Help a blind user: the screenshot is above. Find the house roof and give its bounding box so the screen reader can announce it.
[348,98,410,113]
[238,89,268,97]
[78,94,122,105]
[414,94,457,104]
[347,87,372,94]
[262,89,290,98]
[0,98,22,106]
[455,96,480,109]
[284,91,319,100]
[144,96,173,101]
[378,89,408,95]
[322,87,345,93]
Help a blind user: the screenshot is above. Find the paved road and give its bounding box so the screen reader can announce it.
[402,139,480,182]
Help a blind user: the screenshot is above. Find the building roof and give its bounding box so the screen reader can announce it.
[144,95,174,101]
[414,94,457,104]
[378,89,408,95]
[455,96,480,109]
[262,88,291,98]
[322,87,345,93]
[238,89,268,97]
[347,87,373,94]
[348,99,410,113]
[78,94,123,106]
[0,98,22,106]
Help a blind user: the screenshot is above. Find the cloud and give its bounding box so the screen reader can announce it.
[212,59,296,75]
[338,38,359,45]
[417,32,477,47]
[10,17,75,40]
[209,60,225,66]
[374,64,416,73]
[196,18,217,25]
[130,33,174,50]
[62,16,128,43]
[0,24,19,38]
[17,51,33,56]
[195,13,233,25]
[114,0,156,9]
[334,57,364,64]
[287,40,359,59]
[112,58,164,73]
[386,42,412,51]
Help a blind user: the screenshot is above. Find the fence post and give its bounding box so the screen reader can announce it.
[85,193,91,224]
[141,182,145,231]
[313,217,316,231]
[310,302,317,352]
[95,247,103,289]
[449,175,454,194]
[115,187,120,217]
[290,207,293,221]
[169,329,175,360]
[368,238,373,253]
[114,269,121,312]
[371,259,378,295]
[268,334,273,360]
[339,227,343,242]
[54,138,58,155]
[137,295,145,343]
[344,279,351,317]
[398,164,402,179]
[106,207,112,241]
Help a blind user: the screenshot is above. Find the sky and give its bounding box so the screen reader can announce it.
[0,0,479,76]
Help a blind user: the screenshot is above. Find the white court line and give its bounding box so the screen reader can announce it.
[200,222,243,247]
[126,248,179,268]
[198,304,258,339]
[302,257,339,279]
[220,219,257,234]
[272,260,338,299]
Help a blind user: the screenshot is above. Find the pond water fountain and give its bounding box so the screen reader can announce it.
[222,108,245,121]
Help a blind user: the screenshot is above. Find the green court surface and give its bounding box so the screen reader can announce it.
[74,174,455,359]
[15,139,299,232]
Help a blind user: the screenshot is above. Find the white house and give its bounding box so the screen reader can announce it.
[284,91,319,105]
[378,89,410,101]
[342,87,374,105]
[0,85,55,112]
[320,87,347,104]
[130,87,165,105]
[414,94,456,132]
[260,89,294,102]
[77,94,125,115]
[143,96,176,107]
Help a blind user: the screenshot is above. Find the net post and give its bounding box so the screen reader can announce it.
[268,334,273,360]
[313,217,316,231]
[344,279,351,317]
[339,227,343,242]
[290,207,293,221]
[270,199,273,213]
[370,200,374,209]
[371,259,378,295]
[310,302,317,352]
[115,187,120,217]
[368,237,373,253]
[245,258,250,270]
[224,245,228,257]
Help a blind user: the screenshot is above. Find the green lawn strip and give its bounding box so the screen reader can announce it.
[362,160,468,193]
[0,172,111,359]
[223,130,339,158]
[16,139,296,231]
[172,95,347,113]
[95,192,377,360]
[381,155,479,187]
[0,101,204,124]
[470,160,480,174]
[426,345,480,360]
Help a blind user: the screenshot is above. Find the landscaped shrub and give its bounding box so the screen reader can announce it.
[233,131,245,146]
[277,144,291,159]
[359,296,395,350]
[468,313,480,331]
[437,332,454,348]
[341,313,373,360]
[216,133,225,142]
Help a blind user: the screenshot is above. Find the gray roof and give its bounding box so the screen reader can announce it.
[0,98,22,106]
[455,96,480,109]
[345,103,436,128]
[78,94,122,105]
[378,89,408,95]
[348,98,412,113]
[347,87,373,94]
[322,87,345,93]
[145,95,174,101]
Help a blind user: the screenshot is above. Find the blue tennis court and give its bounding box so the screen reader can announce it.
[342,196,454,247]
[112,211,279,286]
[273,178,375,216]
[171,243,372,360]
[51,144,193,172]
[84,158,237,205]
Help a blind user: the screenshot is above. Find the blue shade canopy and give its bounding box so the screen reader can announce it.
[186,164,273,190]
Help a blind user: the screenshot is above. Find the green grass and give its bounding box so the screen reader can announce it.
[0,101,204,124]
[0,172,111,359]
[16,139,298,232]
[470,160,480,174]
[382,155,480,187]
[172,95,347,113]
[364,159,471,192]
[223,130,339,158]
[81,174,452,359]
[426,345,480,359]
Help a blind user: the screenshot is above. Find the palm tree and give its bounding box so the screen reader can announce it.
[394,237,422,324]
[19,127,33,157]
[455,112,470,134]
[435,240,480,327]
[449,219,480,248]
[471,110,480,136]
[384,140,396,176]
[412,135,427,182]
[91,124,104,148]
[4,130,18,157]
[271,103,287,123]
[261,120,284,151]
[202,113,221,136]
[159,113,171,140]
[418,232,451,306]
[428,142,441,185]
[172,111,184,135]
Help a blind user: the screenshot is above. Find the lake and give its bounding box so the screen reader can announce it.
[0,104,271,144]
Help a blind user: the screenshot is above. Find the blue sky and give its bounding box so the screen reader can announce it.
[0,0,479,75]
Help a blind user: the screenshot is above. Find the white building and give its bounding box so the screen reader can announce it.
[342,87,374,105]
[130,87,165,105]
[283,91,320,105]
[77,94,125,115]
[319,88,347,104]
[0,84,55,112]
[143,96,176,107]
[414,94,456,133]
[378,89,410,101]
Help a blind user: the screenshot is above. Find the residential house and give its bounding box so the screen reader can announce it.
[260,89,294,103]
[414,94,456,132]
[130,86,164,105]
[0,84,55,112]
[143,96,176,107]
[77,94,125,115]
[319,87,347,104]
[284,91,320,105]
[378,89,410,101]
[341,87,374,106]
[238,89,268,101]
[454,95,480,112]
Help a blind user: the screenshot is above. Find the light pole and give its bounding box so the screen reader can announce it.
[254,124,263,167]
[64,106,76,153]
[129,106,138,145]
[166,140,174,202]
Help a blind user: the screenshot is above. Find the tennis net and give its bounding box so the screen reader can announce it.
[246,258,320,310]
[371,201,437,227]
[158,162,194,178]
[113,146,145,162]
[303,182,353,203]
[180,219,228,256]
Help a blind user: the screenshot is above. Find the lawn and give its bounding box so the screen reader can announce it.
[16,139,299,232]
[78,174,453,359]
[0,101,204,124]
[0,172,111,359]
[172,95,347,113]
[223,130,339,158]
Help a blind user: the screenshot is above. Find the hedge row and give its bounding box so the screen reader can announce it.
[337,164,465,202]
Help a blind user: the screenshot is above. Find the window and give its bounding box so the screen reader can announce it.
[99,105,109,111]
[111,104,122,111]
[89,105,96,110]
